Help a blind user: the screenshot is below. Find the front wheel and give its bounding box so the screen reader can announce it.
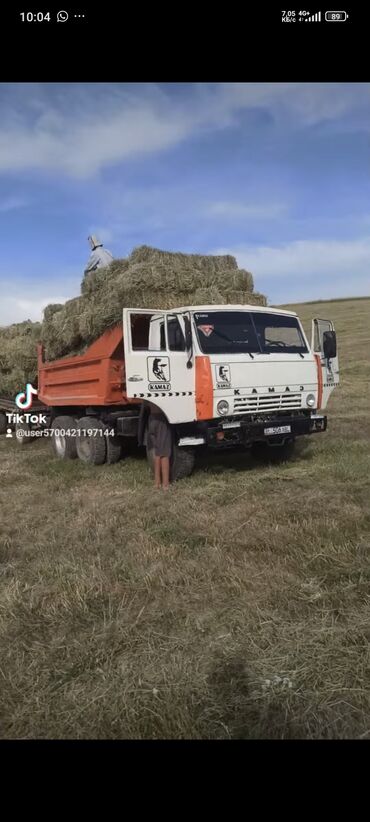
[146,437,195,481]
[251,439,295,464]
[171,442,195,480]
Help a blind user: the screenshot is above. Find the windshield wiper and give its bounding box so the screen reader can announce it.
[264,339,289,348]
[202,327,257,355]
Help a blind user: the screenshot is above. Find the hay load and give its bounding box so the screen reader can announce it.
[0,246,267,393]
[0,320,41,396]
[42,245,266,360]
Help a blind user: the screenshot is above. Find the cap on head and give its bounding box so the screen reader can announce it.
[88,234,102,250]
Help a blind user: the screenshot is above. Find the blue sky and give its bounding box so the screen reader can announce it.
[0,82,369,325]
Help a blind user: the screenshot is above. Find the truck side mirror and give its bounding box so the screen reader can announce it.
[323,330,337,360]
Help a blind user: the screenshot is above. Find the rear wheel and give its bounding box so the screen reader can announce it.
[76,416,107,465]
[251,439,295,463]
[0,411,7,435]
[51,415,78,460]
[15,420,31,445]
[105,428,122,464]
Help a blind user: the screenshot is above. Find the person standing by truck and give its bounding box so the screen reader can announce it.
[139,400,172,490]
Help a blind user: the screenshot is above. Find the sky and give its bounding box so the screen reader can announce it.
[0,82,369,325]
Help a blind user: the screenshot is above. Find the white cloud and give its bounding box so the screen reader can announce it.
[215,83,363,127]
[0,96,193,179]
[0,274,80,325]
[0,83,368,179]
[213,237,370,302]
[206,200,288,220]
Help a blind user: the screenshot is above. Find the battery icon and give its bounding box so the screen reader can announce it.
[325,11,349,20]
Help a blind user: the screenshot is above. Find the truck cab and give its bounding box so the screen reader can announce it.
[123,304,339,457]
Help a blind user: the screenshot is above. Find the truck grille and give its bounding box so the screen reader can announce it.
[234,393,302,413]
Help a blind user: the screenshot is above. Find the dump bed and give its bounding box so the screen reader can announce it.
[37,324,128,407]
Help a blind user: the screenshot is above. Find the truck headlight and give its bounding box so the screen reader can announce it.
[217,400,229,416]
[306,393,316,408]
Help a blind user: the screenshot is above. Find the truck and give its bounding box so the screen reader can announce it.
[13,304,339,480]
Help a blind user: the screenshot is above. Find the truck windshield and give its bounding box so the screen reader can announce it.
[193,311,308,355]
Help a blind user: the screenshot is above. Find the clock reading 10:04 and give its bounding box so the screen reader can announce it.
[20,11,51,21]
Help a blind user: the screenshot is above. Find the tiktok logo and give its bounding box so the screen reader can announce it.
[15,383,38,410]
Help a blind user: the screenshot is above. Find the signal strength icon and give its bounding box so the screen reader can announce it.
[305,11,322,21]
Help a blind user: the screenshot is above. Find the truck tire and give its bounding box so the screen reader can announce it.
[0,411,7,435]
[251,439,295,464]
[171,443,195,480]
[15,420,31,445]
[105,428,122,464]
[51,415,78,460]
[76,416,107,465]
[146,439,195,481]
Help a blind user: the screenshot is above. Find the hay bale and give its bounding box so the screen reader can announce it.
[0,245,266,382]
[40,245,265,360]
[130,245,238,272]
[41,297,85,360]
[0,320,41,396]
[43,303,63,322]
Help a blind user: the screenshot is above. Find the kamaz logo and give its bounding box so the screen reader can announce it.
[234,386,305,395]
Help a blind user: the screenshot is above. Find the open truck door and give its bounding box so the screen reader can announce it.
[122,308,196,423]
[311,318,339,409]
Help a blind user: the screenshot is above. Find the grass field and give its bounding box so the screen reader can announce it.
[0,297,369,739]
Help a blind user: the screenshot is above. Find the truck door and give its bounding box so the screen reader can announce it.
[123,308,167,397]
[122,309,196,423]
[311,318,339,409]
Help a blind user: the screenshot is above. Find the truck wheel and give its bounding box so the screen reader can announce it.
[76,416,107,465]
[15,420,31,445]
[0,411,7,435]
[171,442,195,480]
[251,439,295,463]
[50,416,77,459]
[146,439,195,481]
[105,429,122,464]
[144,417,195,482]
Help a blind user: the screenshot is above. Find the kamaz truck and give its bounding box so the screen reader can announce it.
[24,304,339,480]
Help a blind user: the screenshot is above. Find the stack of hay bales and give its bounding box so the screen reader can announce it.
[0,320,41,397]
[41,245,266,360]
[0,246,267,393]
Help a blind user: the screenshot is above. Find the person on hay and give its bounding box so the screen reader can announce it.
[84,234,114,274]
[138,400,172,491]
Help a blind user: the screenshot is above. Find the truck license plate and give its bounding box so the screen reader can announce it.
[264,425,291,436]
[222,421,241,429]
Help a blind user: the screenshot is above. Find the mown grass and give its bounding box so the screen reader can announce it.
[0,297,369,738]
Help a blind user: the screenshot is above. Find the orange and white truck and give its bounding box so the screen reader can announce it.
[22,303,339,480]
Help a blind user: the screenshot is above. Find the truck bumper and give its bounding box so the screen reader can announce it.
[205,413,327,447]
